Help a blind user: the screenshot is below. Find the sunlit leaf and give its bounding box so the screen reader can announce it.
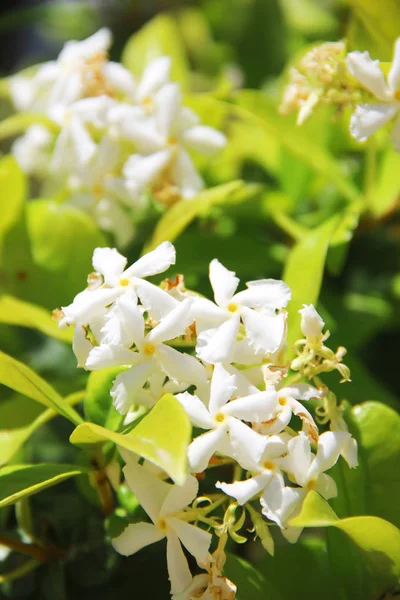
[84,368,124,430]
[0,464,87,508]
[0,295,73,343]
[369,150,400,217]
[0,350,83,425]
[122,13,189,88]
[346,0,400,59]
[0,156,26,261]
[70,394,191,484]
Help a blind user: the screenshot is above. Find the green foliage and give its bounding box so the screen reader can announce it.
[0,156,26,260]
[71,394,191,484]
[346,0,400,59]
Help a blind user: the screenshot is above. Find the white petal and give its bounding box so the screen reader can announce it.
[157,344,207,387]
[350,103,398,142]
[315,473,337,500]
[137,56,171,101]
[85,344,138,370]
[123,458,170,522]
[182,125,226,156]
[103,62,136,98]
[346,51,389,100]
[171,148,204,198]
[191,297,228,330]
[92,247,127,284]
[233,279,291,309]
[175,392,214,429]
[94,198,135,249]
[279,383,320,401]
[285,433,312,486]
[227,417,267,470]
[260,475,303,529]
[216,473,270,505]
[341,437,359,469]
[100,291,144,348]
[188,427,227,473]
[123,149,172,187]
[299,304,324,337]
[223,390,277,423]
[308,431,352,479]
[112,522,164,556]
[160,476,198,517]
[149,299,193,344]
[209,259,239,308]
[389,38,400,93]
[209,363,237,415]
[168,518,211,564]
[166,531,193,595]
[136,280,178,321]
[196,315,240,364]
[122,119,163,153]
[111,362,154,414]
[241,307,285,355]
[225,365,260,396]
[72,325,93,368]
[231,338,261,366]
[61,288,120,326]
[155,83,182,137]
[124,241,176,279]
[60,28,111,62]
[257,406,292,436]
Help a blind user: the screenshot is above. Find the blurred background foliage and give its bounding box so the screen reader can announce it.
[0,0,399,599]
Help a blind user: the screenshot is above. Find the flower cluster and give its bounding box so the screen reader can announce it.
[10,29,226,246]
[56,242,357,598]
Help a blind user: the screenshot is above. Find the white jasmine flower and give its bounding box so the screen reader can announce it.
[193,259,291,364]
[112,460,212,596]
[12,125,53,176]
[87,296,206,414]
[347,38,400,150]
[176,363,274,473]
[299,304,325,338]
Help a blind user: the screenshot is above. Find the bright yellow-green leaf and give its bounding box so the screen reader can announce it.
[369,150,400,217]
[0,156,26,260]
[0,463,87,508]
[235,91,360,203]
[290,492,400,592]
[145,181,257,252]
[70,394,191,484]
[122,13,189,89]
[0,391,84,467]
[0,295,73,343]
[346,0,400,59]
[283,216,340,354]
[0,350,83,425]
[0,113,59,142]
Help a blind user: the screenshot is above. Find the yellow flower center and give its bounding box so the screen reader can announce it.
[278,397,288,406]
[119,278,130,287]
[142,96,154,112]
[263,460,274,470]
[307,479,317,491]
[215,413,225,423]
[158,518,168,531]
[227,302,238,313]
[144,343,156,356]
[395,89,400,101]
[167,135,177,146]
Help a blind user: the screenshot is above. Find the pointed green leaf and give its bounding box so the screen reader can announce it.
[283,216,340,354]
[0,156,26,261]
[369,150,400,217]
[122,13,189,88]
[145,180,257,252]
[70,394,191,484]
[0,463,88,508]
[235,91,360,203]
[0,295,73,342]
[0,350,83,425]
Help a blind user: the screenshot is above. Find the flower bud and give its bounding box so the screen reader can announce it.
[299,304,325,338]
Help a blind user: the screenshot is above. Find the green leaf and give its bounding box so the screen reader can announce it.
[283,216,340,354]
[369,150,400,217]
[346,0,400,59]
[0,113,59,142]
[0,350,83,425]
[70,394,191,485]
[0,156,26,261]
[0,391,84,467]
[0,463,87,508]
[0,295,73,343]
[224,554,283,600]
[145,180,258,252]
[290,491,400,594]
[122,13,189,89]
[235,91,360,203]
[84,368,124,430]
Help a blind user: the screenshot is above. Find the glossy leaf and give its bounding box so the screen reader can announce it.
[122,13,189,88]
[0,156,26,260]
[235,91,360,203]
[0,350,83,425]
[369,150,400,217]
[347,0,400,59]
[225,554,283,600]
[145,180,257,252]
[283,216,340,354]
[0,295,73,343]
[0,463,87,508]
[70,394,191,484]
